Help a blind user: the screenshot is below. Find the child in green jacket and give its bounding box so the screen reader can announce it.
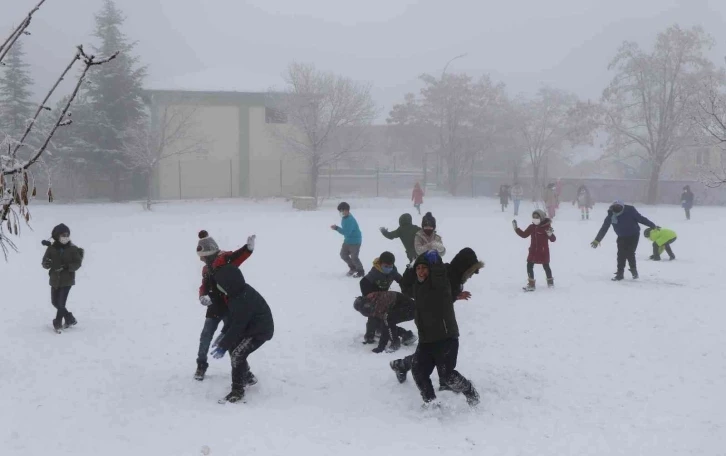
[644,227,677,261]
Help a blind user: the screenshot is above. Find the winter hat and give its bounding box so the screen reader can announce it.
[197,230,220,257]
[353,296,373,317]
[51,223,70,241]
[398,213,413,227]
[422,212,436,229]
[532,209,547,220]
[643,228,653,239]
[380,251,395,265]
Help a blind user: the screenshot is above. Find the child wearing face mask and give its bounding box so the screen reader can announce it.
[41,223,84,332]
[414,212,446,258]
[358,251,413,347]
[331,202,364,277]
[513,210,556,291]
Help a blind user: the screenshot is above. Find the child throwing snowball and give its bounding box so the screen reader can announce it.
[513,209,556,291]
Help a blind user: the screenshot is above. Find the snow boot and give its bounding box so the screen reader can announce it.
[52,318,63,332]
[669,255,676,261]
[362,333,376,344]
[243,371,257,387]
[352,270,364,278]
[612,272,624,281]
[402,331,417,346]
[390,359,408,384]
[630,268,639,279]
[220,388,244,404]
[194,362,208,381]
[649,255,661,261]
[63,313,77,329]
[464,385,480,407]
[547,278,554,288]
[523,278,536,292]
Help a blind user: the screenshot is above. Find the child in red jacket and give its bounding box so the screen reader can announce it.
[513,209,556,291]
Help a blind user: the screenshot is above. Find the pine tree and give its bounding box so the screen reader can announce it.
[0,39,34,142]
[82,0,147,200]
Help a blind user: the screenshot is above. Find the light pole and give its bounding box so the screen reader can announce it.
[437,53,467,188]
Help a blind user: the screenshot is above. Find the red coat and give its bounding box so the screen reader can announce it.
[412,186,424,205]
[515,220,556,264]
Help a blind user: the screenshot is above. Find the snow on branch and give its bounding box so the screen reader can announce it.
[0,1,118,257]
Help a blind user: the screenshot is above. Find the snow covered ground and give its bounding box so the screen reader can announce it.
[1,197,724,456]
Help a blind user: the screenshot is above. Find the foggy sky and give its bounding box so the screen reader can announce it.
[3,0,726,121]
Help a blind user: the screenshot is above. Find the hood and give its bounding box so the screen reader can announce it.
[51,223,70,241]
[398,213,413,227]
[372,257,382,272]
[449,248,484,284]
[532,209,547,221]
[353,296,374,317]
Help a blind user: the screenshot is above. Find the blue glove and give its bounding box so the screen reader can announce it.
[424,250,440,264]
[210,347,226,359]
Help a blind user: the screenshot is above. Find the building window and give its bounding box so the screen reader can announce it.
[265,107,287,124]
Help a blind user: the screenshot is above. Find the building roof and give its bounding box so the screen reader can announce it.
[146,66,286,93]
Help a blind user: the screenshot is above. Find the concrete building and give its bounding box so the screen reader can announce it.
[145,90,311,200]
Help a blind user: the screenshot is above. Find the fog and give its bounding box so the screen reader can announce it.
[4,0,726,117]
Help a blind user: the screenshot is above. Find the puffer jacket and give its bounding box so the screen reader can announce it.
[414,230,446,256]
[42,242,84,288]
[359,258,402,296]
[447,248,484,298]
[411,254,457,344]
[516,216,556,264]
[380,213,421,262]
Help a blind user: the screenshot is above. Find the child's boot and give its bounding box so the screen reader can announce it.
[523,278,536,292]
[547,278,554,288]
[52,318,62,332]
[194,362,208,381]
[630,268,639,279]
[64,313,77,328]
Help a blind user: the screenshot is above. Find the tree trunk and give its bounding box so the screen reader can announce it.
[310,163,319,199]
[531,163,541,201]
[145,171,154,211]
[646,161,662,204]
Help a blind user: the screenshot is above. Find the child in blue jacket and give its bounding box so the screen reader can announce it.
[331,202,364,277]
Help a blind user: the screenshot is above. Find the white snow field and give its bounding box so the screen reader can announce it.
[1,197,724,456]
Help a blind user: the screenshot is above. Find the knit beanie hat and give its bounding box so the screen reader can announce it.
[51,223,70,241]
[197,230,220,257]
[422,212,436,229]
[379,251,395,265]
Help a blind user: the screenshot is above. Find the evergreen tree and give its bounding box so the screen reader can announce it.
[82,0,147,199]
[0,39,34,142]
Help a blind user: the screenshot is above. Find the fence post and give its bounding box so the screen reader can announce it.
[471,172,475,198]
[376,166,380,197]
[328,166,332,197]
[178,160,182,200]
[230,159,233,197]
[279,159,283,196]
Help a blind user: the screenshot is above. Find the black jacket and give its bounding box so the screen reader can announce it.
[596,205,655,241]
[213,265,274,350]
[447,248,484,298]
[42,242,84,288]
[359,260,402,296]
[412,254,458,344]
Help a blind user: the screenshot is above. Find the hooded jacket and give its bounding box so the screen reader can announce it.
[199,244,253,319]
[446,248,485,297]
[412,184,424,205]
[42,241,84,288]
[380,214,421,262]
[359,258,402,296]
[516,210,556,264]
[596,205,655,241]
[411,253,458,344]
[645,228,677,254]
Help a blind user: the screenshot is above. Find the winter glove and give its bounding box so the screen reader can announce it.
[379,227,387,233]
[424,250,440,264]
[211,333,224,349]
[512,220,518,230]
[246,234,256,251]
[546,227,554,236]
[210,347,226,359]
[42,258,52,269]
[590,240,600,249]
[199,295,213,307]
[371,346,385,353]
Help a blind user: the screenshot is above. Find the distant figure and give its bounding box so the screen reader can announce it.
[544,183,558,219]
[554,178,563,208]
[510,182,524,216]
[412,182,424,215]
[572,185,593,220]
[499,184,511,212]
[681,185,694,220]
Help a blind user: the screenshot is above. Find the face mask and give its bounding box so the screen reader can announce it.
[532,219,541,225]
[339,211,346,218]
[381,266,393,274]
[59,236,70,245]
[612,206,623,214]
[423,228,434,235]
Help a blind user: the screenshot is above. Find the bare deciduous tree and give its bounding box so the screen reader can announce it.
[122,102,208,210]
[601,25,716,203]
[272,62,378,200]
[516,87,593,200]
[0,1,118,256]
[692,73,726,187]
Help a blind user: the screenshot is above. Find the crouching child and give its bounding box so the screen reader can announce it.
[208,236,274,404]
[354,291,417,353]
[644,227,677,261]
[359,251,402,344]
